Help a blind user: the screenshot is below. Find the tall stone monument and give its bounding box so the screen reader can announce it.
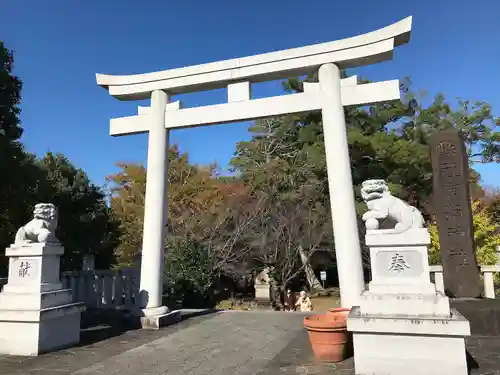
[347,179,471,375]
[429,129,482,298]
[0,203,84,356]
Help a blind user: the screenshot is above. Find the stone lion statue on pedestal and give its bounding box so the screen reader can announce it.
[361,179,424,233]
[14,203,60,245]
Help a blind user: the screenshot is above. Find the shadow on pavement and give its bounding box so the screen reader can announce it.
[79,308,217,346]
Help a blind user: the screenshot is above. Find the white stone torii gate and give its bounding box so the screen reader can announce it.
[96,16,412,325]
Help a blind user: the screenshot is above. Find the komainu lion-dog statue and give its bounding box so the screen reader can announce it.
[361,179,424,233]
[14,203,60,245]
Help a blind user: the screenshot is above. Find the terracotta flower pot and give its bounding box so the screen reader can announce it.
[327,308,351,323]
[304,314,349,363]
[327,308,353,356]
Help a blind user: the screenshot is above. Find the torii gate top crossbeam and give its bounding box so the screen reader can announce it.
[96,16,412,100]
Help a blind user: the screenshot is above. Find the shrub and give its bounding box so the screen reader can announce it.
[163,239,218,308]
[428,200,500,266]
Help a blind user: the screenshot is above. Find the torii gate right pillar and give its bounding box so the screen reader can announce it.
[319,63,365,307]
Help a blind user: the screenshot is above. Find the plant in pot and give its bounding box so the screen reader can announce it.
[304,309,350,363]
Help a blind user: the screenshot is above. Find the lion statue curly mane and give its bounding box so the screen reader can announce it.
[14,203,60,245]
[361,179,425,233]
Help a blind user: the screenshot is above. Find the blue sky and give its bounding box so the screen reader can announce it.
[1,0,499,189]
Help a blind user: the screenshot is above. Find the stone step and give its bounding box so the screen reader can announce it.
[0,303,83,356]
[0,302,85,322]
[347,306,470,336]
[367,281,437,294]
[359,290,450,317]
[0,288,74,310]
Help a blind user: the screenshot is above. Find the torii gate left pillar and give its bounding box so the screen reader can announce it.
[319,63,365,305]
[96,16,412,328]
[137,89,170,320]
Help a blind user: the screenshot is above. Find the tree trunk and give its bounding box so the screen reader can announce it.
[298,246,324,291]
[268,274,282,310]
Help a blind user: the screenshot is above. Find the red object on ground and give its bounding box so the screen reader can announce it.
[327,307,351,324]
[303,312,349,363]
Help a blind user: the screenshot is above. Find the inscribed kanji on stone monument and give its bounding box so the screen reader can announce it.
[429,129,482,298]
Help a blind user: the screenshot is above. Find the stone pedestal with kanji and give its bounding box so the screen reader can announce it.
[347,228,471,374]
[0,242,85,356]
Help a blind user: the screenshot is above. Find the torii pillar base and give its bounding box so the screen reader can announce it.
[132,306,181,330]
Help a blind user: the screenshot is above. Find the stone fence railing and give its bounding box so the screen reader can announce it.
[429,265,500,298]
[1,269,140,310]
[60,268,140,310]
[2,265,500,309]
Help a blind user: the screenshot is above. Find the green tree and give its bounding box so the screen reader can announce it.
[0,142,43,274]
[232,134,331,289]
[231,74,499,287]
[163,238,217,308]
[107,146,222,266]
[0,41,22,141]
[484,187,500,225]
[36,152,120,271]
[107,146,260,276]
[105,162,146,266]
[428,200,500,266]
[0,41,43,274]
[0,42,120,275]
[401,92,500,163]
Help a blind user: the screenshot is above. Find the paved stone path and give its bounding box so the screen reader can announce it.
[70,311,319,375]
[0,311,498,374]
